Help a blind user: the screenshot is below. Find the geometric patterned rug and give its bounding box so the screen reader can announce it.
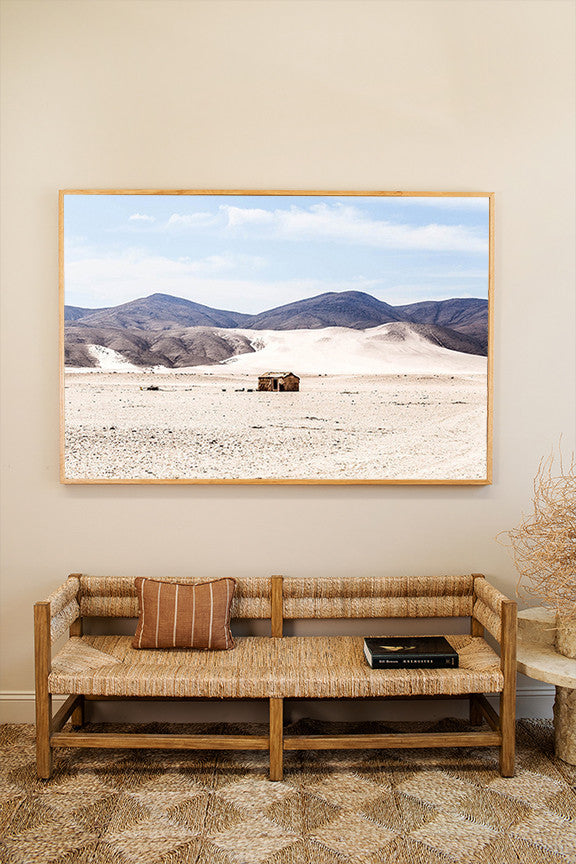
[1,718,575,864]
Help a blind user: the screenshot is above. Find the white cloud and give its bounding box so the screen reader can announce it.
[220,202,487,252]
[432,270,488,279]
[167,212,219,228]
[222,206,275,227]
[129,213,155,222]
[175,252,266,274]
[64,250,380,313]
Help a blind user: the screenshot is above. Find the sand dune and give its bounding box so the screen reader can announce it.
[85,345,142,371]
[68,324,486,376]
[217,324,487,375]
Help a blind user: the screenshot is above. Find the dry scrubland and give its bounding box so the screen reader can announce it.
[64,372,488,480]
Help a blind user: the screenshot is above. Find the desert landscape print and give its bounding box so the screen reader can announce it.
[61,192,492,482]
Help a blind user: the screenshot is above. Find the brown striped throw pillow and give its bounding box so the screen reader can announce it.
[132,577,236,650]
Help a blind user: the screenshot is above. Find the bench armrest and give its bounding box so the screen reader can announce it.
[472,576,516,645]
[36,576,81,644]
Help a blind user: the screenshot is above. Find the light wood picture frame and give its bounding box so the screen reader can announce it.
[60,190,494,485]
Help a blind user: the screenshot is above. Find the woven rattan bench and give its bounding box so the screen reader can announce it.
[34,573,517,781]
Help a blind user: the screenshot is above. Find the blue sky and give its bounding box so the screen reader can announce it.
[64,194,490,312]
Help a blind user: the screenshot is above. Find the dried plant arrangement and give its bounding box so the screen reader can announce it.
[501,449,576,657]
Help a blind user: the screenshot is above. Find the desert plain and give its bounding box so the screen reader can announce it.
[63,368,488,481]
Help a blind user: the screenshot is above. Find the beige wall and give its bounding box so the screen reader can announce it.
[1,0,574,720]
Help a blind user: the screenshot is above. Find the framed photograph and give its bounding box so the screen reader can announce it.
[60,190,493,484]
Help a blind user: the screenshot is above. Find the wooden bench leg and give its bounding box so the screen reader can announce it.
[71,696,84,729]
[35,692,52,779]
[469,694,483,726]
[34,602,53,779]
[470,616,485,726]
[499,690,516,777]
[269,698,283,781]
[499,601,517,777]
[69,618,84,728]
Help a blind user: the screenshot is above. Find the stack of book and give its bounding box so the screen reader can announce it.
[363,636,459,669]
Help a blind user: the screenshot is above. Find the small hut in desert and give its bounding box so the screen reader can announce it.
[257,372,300,392]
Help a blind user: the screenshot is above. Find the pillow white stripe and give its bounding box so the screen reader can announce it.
[224,580,229,649]
[138,579,145,649]
[173,584,179,647]
[191,584,196,647]
[155,581,162,648]
[208,582,214,649]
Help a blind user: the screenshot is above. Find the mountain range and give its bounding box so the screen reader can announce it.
[65,293,249,330]
[65,291,488,368]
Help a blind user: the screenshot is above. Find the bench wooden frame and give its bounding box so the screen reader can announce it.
[35,573,517,781]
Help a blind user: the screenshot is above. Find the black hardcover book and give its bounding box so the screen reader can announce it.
[363,636,459,669]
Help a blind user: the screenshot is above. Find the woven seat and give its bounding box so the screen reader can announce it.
[49,634,503,699]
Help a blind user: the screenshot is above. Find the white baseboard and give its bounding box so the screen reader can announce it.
[0,687,555,724]
[0,693,67,724]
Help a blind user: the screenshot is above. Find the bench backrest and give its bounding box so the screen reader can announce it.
[74,574,475,620]
[76,575,272,619]
[282,575,474,618]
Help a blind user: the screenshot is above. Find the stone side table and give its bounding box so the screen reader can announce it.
[517,608,576,764]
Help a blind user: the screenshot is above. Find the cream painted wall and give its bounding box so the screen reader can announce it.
[1,0,574,721]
